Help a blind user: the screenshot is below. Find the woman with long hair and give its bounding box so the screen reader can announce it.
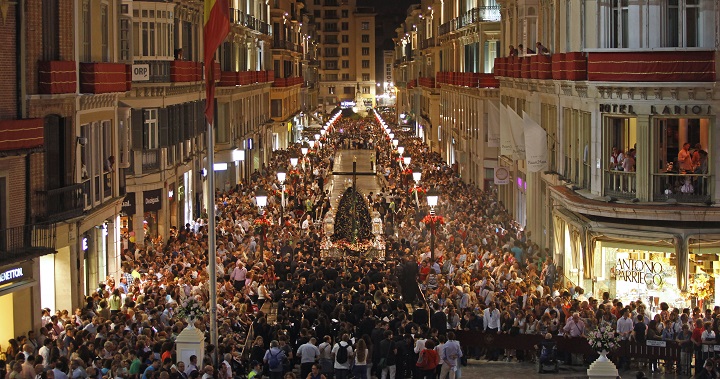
[352,338,368,379]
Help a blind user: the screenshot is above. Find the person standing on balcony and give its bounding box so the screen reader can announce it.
[536,42,550,55]
[678,143,693,172]
[610,147,624,170]
[622,149,636,172]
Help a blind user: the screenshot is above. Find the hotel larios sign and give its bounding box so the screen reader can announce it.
[613,258,664,285]
[599,104,712,116]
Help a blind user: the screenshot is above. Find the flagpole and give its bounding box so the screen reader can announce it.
[206,120,219,366]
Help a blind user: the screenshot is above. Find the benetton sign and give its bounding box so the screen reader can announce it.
[0,262,31,286]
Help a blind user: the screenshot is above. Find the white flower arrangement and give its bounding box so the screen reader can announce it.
[176,297,206,321]
[587,325,619,353]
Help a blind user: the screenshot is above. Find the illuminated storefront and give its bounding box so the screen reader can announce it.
[0,261,35,348]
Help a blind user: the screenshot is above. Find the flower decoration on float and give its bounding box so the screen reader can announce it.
[409,186,427,195]
[422,214,445,225]
[253,217,272,234]
[586,325,619,353]
[176,297,206,321]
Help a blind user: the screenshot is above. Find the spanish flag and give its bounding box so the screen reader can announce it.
[204,0,230,124]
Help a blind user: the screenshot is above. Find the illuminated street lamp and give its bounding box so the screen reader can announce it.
[403,153,411,166]
[392,139,399,148]
[397,146,405,156]
[426,188,440,260]
[255,188,268,259]
[412,168,422,184]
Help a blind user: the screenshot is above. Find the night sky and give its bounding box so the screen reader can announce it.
[361,0,417,14]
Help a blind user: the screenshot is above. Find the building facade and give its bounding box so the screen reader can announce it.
[496,0,720,307]
[397,0,720,306]
[394,0,501,187]
[304,0,377,115]
[0,0,308,336]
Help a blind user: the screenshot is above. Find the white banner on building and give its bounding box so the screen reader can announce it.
[494,167,510,185]
[508,106,526,160]
[523,111,548,172]
[487,101,500,147]
[500,104,514,156]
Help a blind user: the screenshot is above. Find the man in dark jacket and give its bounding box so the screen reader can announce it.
[430,303,448,336]
[379,330,397,379]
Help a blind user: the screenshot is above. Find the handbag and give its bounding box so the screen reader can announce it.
[377,358,387,370]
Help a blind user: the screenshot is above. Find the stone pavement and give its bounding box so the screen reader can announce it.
[327,149,383,209]
[458,358,690,378]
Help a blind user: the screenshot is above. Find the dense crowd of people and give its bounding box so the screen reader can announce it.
[2,109,718,379]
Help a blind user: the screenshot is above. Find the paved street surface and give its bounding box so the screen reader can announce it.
[327,149,382,209]
[459,358,689,378]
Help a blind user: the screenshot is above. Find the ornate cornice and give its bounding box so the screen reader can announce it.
[79,93,120,111]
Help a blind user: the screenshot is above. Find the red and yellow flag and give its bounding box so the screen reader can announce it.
[204,0,230,124]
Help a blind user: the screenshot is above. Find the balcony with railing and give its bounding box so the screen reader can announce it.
[170,60,203,82]
[419,37,436,50]
[142,149,161,172]
[653,172,712,203]
[218,70,274,86]
[272,40,303,53]
[79,63,131,94]
[36,183,85,222]
[38,61,77,94]
[438,6,501,36]
[494,50,715,82]
[0,223,56,266]
[229,8,272,35]
[604,170,637,200]
[131,60,170,83]
[436,72,499,88]
[273,76,304,87]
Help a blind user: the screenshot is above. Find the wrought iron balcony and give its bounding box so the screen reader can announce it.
[0,223,56,266]
[439,6,500,36]
[36,183,85,222]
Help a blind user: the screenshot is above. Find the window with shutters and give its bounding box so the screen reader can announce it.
[362,73,369,81]
[361,35,370,43]
[132,3,175,60]
[79,121,114,207]
[362,47,369,55]
[342,60,349,68]
[81,0,91,61]
[361,22,369,30]
[101,3,109,61]
[144,109,159,149]
[42,0,59,60]
[362,60,370,68]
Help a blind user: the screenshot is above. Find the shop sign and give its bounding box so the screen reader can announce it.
[143,189,162,212]
[599,103,712,116]
[494,167,509,185]
[613,258,664,285]
[0,262,30,286]
[121,192,136,215]
[646,340,666,347]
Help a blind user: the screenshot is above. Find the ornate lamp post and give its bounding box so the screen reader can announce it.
[255,188,268,260]
[412,168,422,207]
[426,188,440,260]
[276,168,286,223]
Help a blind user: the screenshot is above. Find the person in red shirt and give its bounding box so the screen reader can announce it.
[691,318,704,376]
[419,261,431,282]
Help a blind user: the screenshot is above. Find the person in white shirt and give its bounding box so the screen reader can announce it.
[483,302,502,361]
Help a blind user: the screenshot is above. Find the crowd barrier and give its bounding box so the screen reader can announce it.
[455,331,684,363]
